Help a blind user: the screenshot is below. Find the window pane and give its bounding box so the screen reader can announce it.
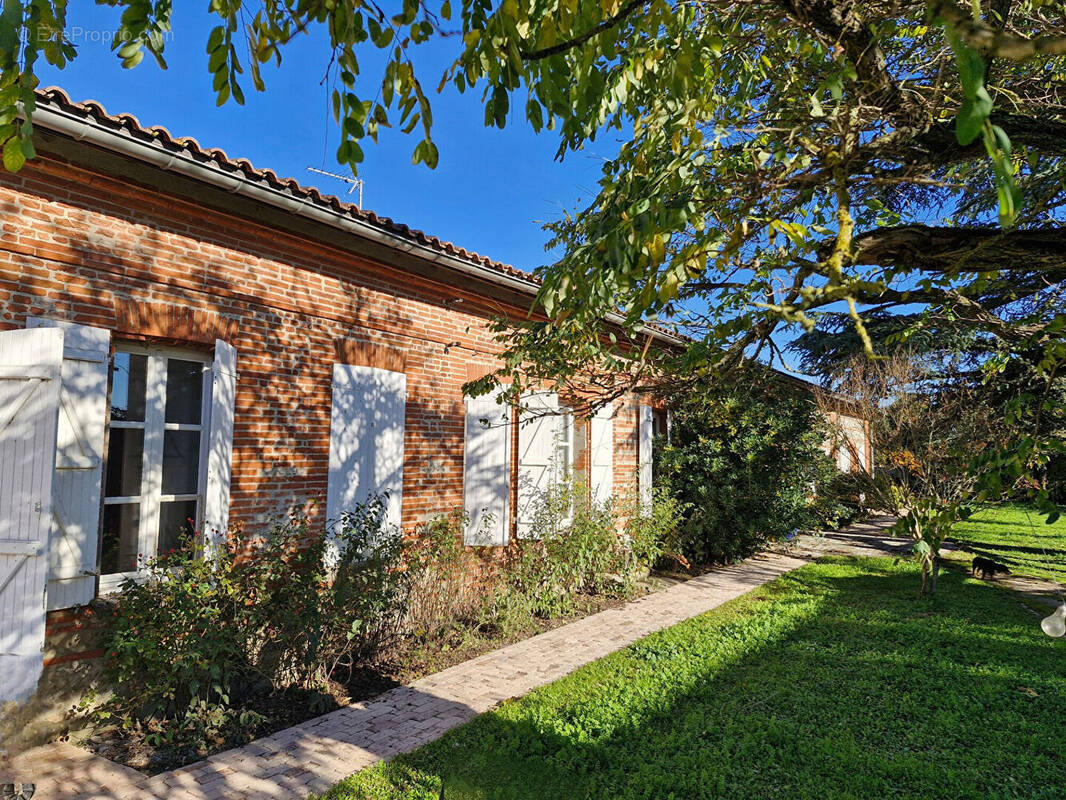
[101,503,140,574]
[162,429,201,495]
[158,499,198,555]
[105,428,144,497]
[165,359,204,424]
[111,352,147,422]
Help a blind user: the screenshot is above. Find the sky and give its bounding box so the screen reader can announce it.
[36,6,617,273]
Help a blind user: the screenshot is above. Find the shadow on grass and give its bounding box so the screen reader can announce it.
[954,540,1066,558]
[956,515,1061,531]
[327,558,1065,800]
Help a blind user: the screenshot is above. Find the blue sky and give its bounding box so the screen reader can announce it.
[36,6,616,273]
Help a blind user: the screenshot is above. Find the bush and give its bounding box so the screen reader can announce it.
[405,510,484,637]
[1045,453,1066,505]
[620,486,689,569]
[502,480,682,618]
[94,480,682,762]
[660,376,836,564]
[100,496,407,747]
[808,463,865,529]
[234,497,409,688]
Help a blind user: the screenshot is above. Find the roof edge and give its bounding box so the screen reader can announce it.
[27,87,687,348]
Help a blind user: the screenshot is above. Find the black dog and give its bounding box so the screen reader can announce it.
[972,556,1011,579]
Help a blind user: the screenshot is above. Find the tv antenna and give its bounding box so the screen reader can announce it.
[305,166,364,208]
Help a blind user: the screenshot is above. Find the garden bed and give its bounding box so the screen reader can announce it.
[79,580,662,774]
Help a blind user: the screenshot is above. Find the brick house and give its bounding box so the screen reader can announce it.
[0,89,871,707]
[0,88,689,704]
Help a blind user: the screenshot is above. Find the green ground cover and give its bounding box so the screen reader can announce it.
[949,504,1066,584]
[323,557,1065,800]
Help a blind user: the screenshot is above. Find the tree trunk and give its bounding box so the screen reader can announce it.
[920,554,940,596]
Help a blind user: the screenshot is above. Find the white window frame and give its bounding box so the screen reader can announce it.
[556,404,575,480]
[99,342,212,592]
[555,404,576,529]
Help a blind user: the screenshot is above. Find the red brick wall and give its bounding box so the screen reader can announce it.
[0,154,642,540]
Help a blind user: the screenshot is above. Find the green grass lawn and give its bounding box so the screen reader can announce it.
[322,557,1065,800]
[949,504,1066,584]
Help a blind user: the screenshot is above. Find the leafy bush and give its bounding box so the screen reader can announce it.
[808,464,864,529]
[619,487,688,569]
[105,537,246,722]
[100,497,407,749]
[234,498,409,688]
[94,479,681,763]
[511,500,622,616]
[660,376,835,564]
[503,480,682,618]
[1046,453,1066,505]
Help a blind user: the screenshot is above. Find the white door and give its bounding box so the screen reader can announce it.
[28,319,110,610]
[326,365,407,542]
[0,327,63,702]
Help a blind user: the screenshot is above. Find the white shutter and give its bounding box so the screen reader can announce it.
[836,444,852,472]
[516,392,561,538]
[638,403,654,512]
[589,405,614,507]
[463,388,511,546]
[841,415,867,473]
[0,327,62,702]
[203,340,238,550]
[28,319,110,610]
[326,365,407,539]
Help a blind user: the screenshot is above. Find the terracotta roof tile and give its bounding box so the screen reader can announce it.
[34,86,540,287]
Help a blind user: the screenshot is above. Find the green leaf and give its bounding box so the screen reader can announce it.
[526,99,543,132]
[809,93,824,118]
[4,134,26,171]
[956,88,992,146]
[423,140,439,169]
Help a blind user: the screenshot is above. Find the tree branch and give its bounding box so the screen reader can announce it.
[518,0,650,60]
[930,0,1066,59]
[777,0,917,117]
[848,224,1066,272]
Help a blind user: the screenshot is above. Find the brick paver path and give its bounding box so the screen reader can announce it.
[4,539,887,799]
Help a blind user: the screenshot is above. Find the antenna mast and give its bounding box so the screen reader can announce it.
[305,166,364,208]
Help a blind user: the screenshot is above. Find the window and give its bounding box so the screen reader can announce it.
[100,345,211,589]
[652,408,669,440]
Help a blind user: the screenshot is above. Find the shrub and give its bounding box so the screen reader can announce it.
[660,375,835,564]
[511,499,622,616]
[95,479,682,762]
[808,461,864,529]
[233,497,409,688]
[104,534,246,722]
[405,510,484,637]
[99,496,407,747]
[504,479,683,617]
[618,487,689,569]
